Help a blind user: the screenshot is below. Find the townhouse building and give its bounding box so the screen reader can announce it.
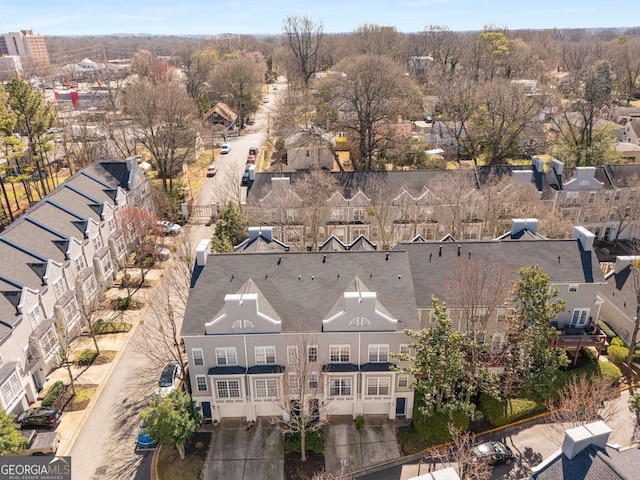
[0,157,151,415]
[182,221,605,423]
[182,246,421,423]
[244,159,640,252]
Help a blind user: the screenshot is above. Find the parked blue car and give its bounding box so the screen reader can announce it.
[135,422,157,452]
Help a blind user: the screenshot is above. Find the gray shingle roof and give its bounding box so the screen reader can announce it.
[398,240,604,309]
[600,266,638,320]
[182,250,420,336]
[2,217,69,263]
[532,444,640,480]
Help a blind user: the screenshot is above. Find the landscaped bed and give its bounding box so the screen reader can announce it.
[157,431,211,480]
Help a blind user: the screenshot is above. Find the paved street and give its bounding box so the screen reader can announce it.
[357,388,640,480]
[63,81,281,479]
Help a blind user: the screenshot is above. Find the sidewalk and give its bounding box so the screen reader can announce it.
[36,268,167,456]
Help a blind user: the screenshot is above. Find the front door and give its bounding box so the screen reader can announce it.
[201,401,212,420]
[396,397,406,416]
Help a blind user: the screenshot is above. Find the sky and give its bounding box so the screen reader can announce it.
[0,0,637,36]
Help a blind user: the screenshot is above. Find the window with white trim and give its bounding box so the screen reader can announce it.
[255,346,276,364]
[570,308,590,327]
[52,278,65,299]
[287,345,298,364]
[491,333,504,353]
[568,284,579,293]
[1,372,21,405]
[353,208,366,222]
[330,345,350,363]
[215,347,237,366]
[308,372,319,389]
[349,317,371,326]
[329,378,351,396]
[192,348,204,366]
[83,274,97,299]
[307,345,318,363]
[100,254,113,278]
[40,327,59,361]
[108,217,116,232]
[92,234,103,251]
[366,377,390,396]
[63,297,80,328]
[368,345,389,362]
[398,374,409,388]
[196,375,207,392]
[399,344,410,355]
[27,306,43,328]
[255,378,278,398]
[74,255,86,272]
[288,374,299,395]
[116,235,126,256]
[216,380,241,398]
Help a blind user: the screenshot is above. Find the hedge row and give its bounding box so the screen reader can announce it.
[412,406,469,445]
[285,429,324,455]
[479,394,546,427]
[41,381,64,407]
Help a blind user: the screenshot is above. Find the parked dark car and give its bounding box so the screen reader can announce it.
[471,441,514,465]
[15,407,62,430]
[241,172,249,186]
[248,147,259,155]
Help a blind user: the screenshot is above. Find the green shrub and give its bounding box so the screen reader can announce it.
[41,381,64,407]
[629,394,640,415]
[285,429,323,454]
[113,296,132,311]
[354,415,365,430]
[598,361,622,385]
[413,405,469,445]
[579,347,599,363]
[479,394,545,427]
[611,337,626,347]
[598,320,617,339]
[607,345,629,365]
[75,349,98,366]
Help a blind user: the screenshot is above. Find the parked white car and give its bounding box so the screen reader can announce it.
[155,361,182,397]
[220,143,231,154]
[157,220,181,236]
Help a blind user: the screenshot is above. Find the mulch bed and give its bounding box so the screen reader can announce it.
[184,431,212,461]
[284,452,325,480]
[91,351,117,366]
[54,384,98,411]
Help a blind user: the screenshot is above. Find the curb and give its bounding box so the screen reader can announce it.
[151,444,161,480]
[352,385,637,478]
[58,293,153,456]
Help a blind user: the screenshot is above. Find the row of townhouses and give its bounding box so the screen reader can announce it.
[0,157,151,415]
[244,159,640,250]
[182,221,639,424]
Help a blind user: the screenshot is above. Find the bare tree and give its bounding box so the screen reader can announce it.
[133,236,193,390]
[351,24,404,62]
[282,15,325,88]
[448,254,509,404]
[546,374,620,431]
[121,70,198,192]
[624,258,640,380]
[270,335,328,461]
[210,52,266,129]
[292,170,340,251]
[319,54,423,170]
[444,424,493,480]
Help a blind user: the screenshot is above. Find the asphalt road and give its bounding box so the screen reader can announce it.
[67,81,281,480]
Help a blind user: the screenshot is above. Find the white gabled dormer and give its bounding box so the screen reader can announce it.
[205,280,281,334]
[323,277,397,332]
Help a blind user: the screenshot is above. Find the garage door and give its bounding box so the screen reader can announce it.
[330,400,354,415]
[362,401,389,415]
[217,402,246,419]
[254,401,279,418]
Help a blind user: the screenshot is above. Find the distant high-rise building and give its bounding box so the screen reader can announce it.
[1,30,50,69]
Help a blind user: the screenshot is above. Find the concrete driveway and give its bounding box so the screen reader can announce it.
[203,418,284,480]
[324,415,400,476]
